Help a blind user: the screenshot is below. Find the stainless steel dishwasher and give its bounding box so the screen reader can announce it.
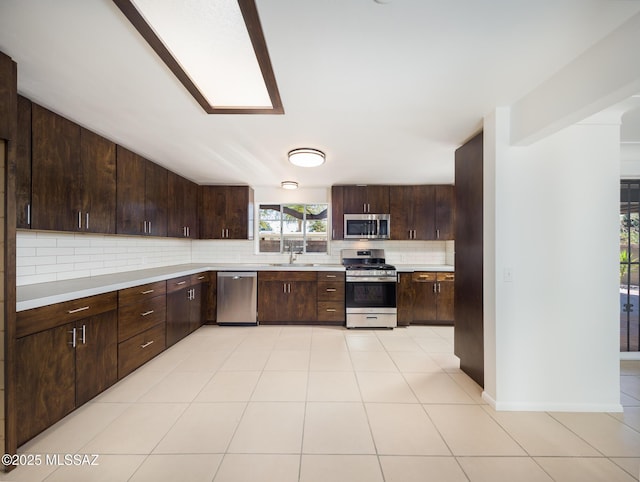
[217,272,258,325]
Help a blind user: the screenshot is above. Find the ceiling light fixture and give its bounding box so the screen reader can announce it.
[281,181,298,190]
[288,148,326,167]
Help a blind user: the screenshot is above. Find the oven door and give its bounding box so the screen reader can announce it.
[345,278,397,309]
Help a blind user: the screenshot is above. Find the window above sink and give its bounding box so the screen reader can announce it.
[258,203,328,254]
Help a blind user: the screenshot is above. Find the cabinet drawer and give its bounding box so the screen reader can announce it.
[317,301,345,322]
[412,272,436,283]
[166,275,190,294]
[317,271,345,282]
[118,323,166,379]
[437,272,454,282]
[17,291,117,338]
[317,281,345,301]
[191,272,208,284]
[258,271,317,282]
[118,295,166,342]
[118,280,166,307]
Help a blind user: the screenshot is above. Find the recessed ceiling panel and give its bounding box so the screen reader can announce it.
[114,0,283,114]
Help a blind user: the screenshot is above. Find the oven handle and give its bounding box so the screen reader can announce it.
[346,276,397,282]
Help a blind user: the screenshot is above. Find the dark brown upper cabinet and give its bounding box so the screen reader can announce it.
[116,145,168,236]
[31,104,82,232]
[16,95,32,229]
[79,127,117,233]
[342,185,390,214]
[390,185,454,240]
[330,185,344,240]
[29,103,116,233]
[167,171,198,238]
[199,185,254,239]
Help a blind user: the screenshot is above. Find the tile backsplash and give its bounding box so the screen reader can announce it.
[16,230,454,286]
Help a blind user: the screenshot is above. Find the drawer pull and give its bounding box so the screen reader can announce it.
[326,288,337,292]
[197,276,205,280]
[140,310,155,317]
[325,275,337,278]
[140,340,154,348]
[326,309,337,312]
[176,281,187,286]
[141,289,155,294]
[68,306,90,314]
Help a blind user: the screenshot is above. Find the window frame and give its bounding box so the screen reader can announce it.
[257,203,329,254]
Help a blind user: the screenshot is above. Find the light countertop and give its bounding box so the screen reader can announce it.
[17,262,453,311]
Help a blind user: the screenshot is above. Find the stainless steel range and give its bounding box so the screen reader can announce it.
[341,249,397,328]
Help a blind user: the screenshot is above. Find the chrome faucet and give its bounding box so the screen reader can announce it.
[288,242,301,264]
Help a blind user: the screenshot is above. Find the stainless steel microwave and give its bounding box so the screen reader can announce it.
[344,214,390,239]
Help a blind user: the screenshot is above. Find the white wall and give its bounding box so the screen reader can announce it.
[484,108,622,411]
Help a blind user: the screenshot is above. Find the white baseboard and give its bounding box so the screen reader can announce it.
[482,391,623,412]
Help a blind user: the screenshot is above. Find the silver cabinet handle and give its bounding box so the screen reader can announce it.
[326,288,337,292]
[143,221,148,234]
[78,211,82,229]
[148,221,151,234]
[68,306,90,314]
[140,310,154,316]
[197,276,205,280]
[140,340,154,348]
[176,281,187,286]
[325,275,336,278]
[366,316,378,319]
[438,283,441,293]
[81,324,86,344]
[433,283,437,293]
[326,309,337,312]
[141,289,154,294]
[27,203,31,225]
[69,328,77,348]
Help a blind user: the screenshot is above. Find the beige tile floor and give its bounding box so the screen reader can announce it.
[2,325,640,481]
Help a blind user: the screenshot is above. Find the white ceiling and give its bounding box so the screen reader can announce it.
[1,0,639,188]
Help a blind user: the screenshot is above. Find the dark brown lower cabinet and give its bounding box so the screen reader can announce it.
[166,273,206,346]
[396,271,454,326]
[397,273,414,326]
[16,323,75,446]
[15,296,118,446]
[317,271,345,323]
[258,271,317,323]
[75,311,118,406]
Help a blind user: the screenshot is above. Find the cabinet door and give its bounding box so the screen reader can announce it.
[342,186,369,214]
[81,127,116,234]
[226,186,253,239]
[189,282,203,332]
[365,185,390,213]
[116,145,146,235]
[389,186,413,240]
[289,280,317,322]
[396,272,414,326]
[413,185,436,240]
[331,185,344,239]
[145,159,168,236]
[16,95,32,229]
[199,185,226,239]
[166,287,190,347]
[258,279,290,322]
[31,104,82,231]
[16,323,76,445]
[168,172,198,238]
[411,272,438,322]
[436,273,455,322]
[75,310,118,406]
[434,185,455,240]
